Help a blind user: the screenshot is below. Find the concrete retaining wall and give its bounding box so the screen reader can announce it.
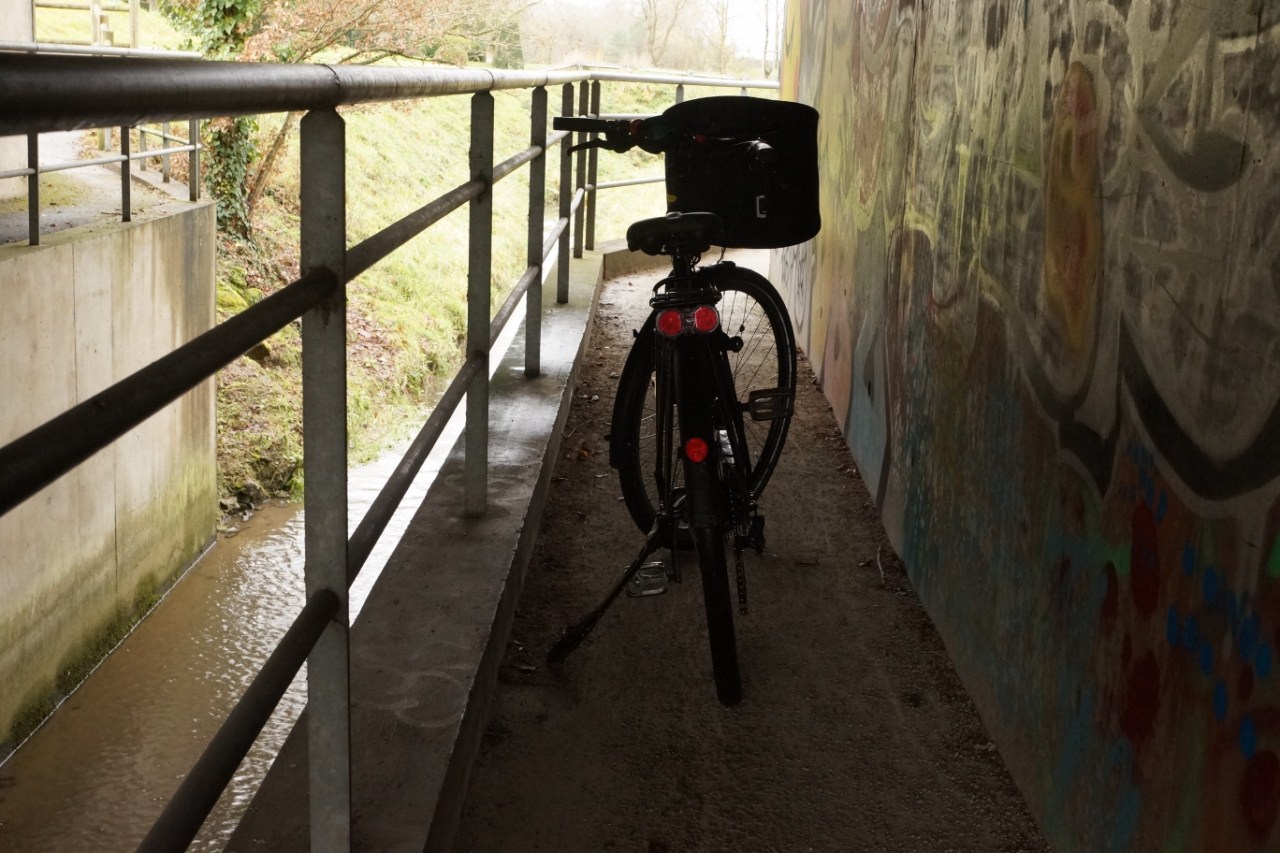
[0,201,217,743]
[775,2,1280,849]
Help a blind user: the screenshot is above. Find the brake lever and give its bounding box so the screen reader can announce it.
[566,119,644,155]
[567,138,608,154]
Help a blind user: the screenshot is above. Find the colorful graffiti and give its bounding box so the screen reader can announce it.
[774,0,1280,849]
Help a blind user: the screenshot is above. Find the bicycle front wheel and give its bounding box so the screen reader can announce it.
[692,520,742,705]
[613,266,797,535]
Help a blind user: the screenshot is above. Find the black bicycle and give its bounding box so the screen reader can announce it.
[547,96,820,705]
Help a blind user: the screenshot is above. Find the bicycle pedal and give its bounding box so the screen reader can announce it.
[626,562,669,597]
[746,388,794,421]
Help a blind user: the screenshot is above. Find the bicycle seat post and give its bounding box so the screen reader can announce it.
[667,247,698,280]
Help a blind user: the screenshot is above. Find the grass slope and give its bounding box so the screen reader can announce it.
[213,70,764,499]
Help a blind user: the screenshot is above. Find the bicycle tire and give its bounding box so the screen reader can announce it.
[692,521,742,705]
[612,266,797,535]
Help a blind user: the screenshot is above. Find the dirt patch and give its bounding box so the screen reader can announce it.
[455,267,1048,852]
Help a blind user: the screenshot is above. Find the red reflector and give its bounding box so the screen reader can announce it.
[684,437,709,463]
[692,305,719,333]
[657,309,684,337]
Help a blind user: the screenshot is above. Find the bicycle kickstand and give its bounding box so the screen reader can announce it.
[547,521,669,664]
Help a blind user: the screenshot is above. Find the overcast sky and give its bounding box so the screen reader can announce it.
[534,0,772,55]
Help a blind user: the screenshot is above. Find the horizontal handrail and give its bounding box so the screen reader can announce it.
[0,142,198,179]
[346,133,572,583]
[346,179,484,280]
[585,69,776,88]
[593,176,663,191]
[0,55,775,136]
[36,0,131,9]
[0,41,202,59]
[135,588,340,853]
[138,126,189,144]
[346,356,484,584]
[0,55,588,134]
[0,268,338,518]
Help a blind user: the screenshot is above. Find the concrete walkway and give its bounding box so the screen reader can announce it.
[453,255,1049,852]
[228,247,1047,851]
[228,253,605,851]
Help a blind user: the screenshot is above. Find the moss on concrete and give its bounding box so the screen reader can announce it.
[3,578,164,756]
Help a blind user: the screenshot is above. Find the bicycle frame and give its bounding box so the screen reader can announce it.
[648,264,758,539]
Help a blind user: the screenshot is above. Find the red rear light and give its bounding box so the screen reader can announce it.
[684,437,709,463]
[692,305,719,333]
[657,309,684,337]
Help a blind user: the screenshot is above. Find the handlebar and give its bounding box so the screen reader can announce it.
[553,115,650,154]
[552,115,781,164]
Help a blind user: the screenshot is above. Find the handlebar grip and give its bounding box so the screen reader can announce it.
[553,116,612,133]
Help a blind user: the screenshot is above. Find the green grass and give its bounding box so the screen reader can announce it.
[214,72,714,499]
[162,58,772,499]
[35,5,185,49]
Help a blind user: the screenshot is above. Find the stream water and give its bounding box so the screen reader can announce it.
[0,427,452,851]
[0,300,527,851]
[0,251,531,853]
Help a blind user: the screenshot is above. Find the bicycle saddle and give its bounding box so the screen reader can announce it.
[626,211,724,256]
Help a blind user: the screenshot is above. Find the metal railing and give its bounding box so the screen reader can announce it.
[33,0,143,48]
[0,53,775,851]
[0,41,202,245]
[0,120,201,245]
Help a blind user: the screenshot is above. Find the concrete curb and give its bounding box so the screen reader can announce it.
[227,252,604,852]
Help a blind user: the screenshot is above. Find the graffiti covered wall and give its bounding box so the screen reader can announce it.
[773,0,1280,848]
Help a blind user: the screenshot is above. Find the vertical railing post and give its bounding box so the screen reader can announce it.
[676,83,686,103]
[129,0,140,47]
[557,83,572,305]
[27,133,39,247]
[138,124,147,172]
[572,82,588,259]
[120,126,131,222]
[526,86,547,378]
[162,121,173,182]
[188,119,200,202]
[466,91,495,517]
[299,107,351,853]
[585,81,600,252]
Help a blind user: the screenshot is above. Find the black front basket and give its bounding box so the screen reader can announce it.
[661,96,820,250]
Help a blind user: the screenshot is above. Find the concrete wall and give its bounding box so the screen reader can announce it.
[0,202,217,742]
[774,1,1280,849]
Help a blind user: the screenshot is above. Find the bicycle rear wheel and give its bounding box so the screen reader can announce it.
[613,266,796,535]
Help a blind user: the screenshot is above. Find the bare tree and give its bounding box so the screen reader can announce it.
[759,0,781,77]
[709,0,731,74]
[228,0,531,213]
[638,0,692,66]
